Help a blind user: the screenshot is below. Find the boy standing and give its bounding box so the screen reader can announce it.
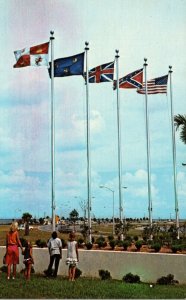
[45,231,62,278]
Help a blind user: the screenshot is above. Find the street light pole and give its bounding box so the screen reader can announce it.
[100,185,115,236]
[122,186,127,225]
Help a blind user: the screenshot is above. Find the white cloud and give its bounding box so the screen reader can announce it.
[0,0,186,219]
[0,169,40,187]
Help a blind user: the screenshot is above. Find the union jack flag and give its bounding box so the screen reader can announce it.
[113,68,143,89]
[88,62,114,83]
[137,75,168,94]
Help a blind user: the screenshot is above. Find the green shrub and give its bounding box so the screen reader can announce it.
[0,265,7,273]
[123,240,131,250]
[147,239,153,246]
[99,269,111,280]
[125,235,132,242]
[97,241,107,248]
[109,240,116,250]
[85,242,93,250]
[171,244,182,253]
[75,268,82,279]
[123,272,141,283]
[96,236,106,248]
[157,274,179,285]
[135,240,143,250]
[151,242,161,252]
[142,236,147,242]
[116,240,123,247]
[35,239,47,248]
[77,238,84,247]
[181,244,186,250]
[108,235,114,241]
[96,236,105,243]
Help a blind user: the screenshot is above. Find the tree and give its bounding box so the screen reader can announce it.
[22,212,32,222]
[69,209,79,230]
[22,212,32,236]
[39,218,44,225]
[174,114,186,144]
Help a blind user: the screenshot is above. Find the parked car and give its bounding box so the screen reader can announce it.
[18,224,34,230]
[18,224,25,230]
[57,225,72,233]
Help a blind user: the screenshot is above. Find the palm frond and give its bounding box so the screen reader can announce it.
[180,126,186,144]
[174,114,186,131]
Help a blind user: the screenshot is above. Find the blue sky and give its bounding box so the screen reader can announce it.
[0,0,186,220]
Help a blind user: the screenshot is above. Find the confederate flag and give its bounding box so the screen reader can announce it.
[113,68,143,89]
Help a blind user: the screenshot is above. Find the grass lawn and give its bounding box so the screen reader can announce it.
[0,224,142,246]
[0,225,82,246]
[0,273,186,299]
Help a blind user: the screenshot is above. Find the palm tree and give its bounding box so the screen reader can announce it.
[174,114,186,144]
[69,209,79,230]
[22,212,32,236]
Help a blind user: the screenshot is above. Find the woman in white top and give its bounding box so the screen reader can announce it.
[66,231,79,281]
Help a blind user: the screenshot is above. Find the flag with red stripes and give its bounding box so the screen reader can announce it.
[137,75,168,94]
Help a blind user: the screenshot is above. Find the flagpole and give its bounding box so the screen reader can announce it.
[169,65,179,239]
[144,58,153,238]
[115,50,124,240]
[85,41,92,243]
[50,31,56,232]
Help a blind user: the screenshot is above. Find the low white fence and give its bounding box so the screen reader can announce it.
[0,246,186,283]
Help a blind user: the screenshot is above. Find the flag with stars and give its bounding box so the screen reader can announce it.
[113,68,143,89]
[88,62,114,83]
[14,42,49,68]
[137,75,168,94]
[48,52,85,77]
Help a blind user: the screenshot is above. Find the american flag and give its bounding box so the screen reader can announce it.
[113,68,143,89]
[88,61,114,83]
[137,75,168,94]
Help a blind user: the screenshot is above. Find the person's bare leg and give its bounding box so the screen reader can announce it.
[24,265,28,279]
[72,267,76,281]
[13,264,16,279]
[7,264,11,279]
[27,264,32,280]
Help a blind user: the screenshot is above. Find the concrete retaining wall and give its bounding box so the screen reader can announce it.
[1,246,185,283]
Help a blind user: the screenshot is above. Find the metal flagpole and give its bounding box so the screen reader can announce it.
[115,49,124,240]
[85,41,92,243]
[169,65,179,239]
[50,31,56,232]
[143,58,153,237]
